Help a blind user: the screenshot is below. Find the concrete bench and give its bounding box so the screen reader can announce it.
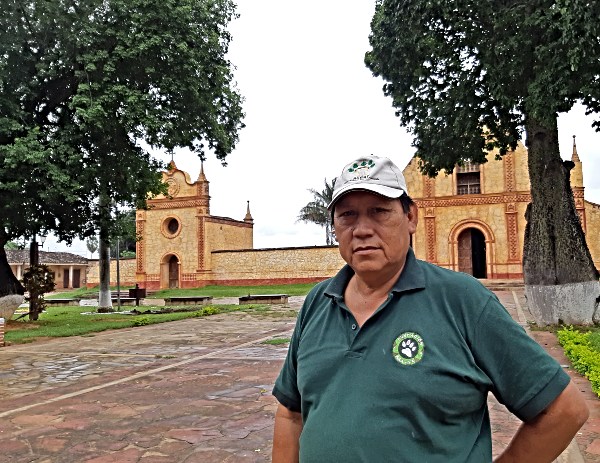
[163,296,214,306]
[45,298,81,307]
[111,297,137,306]
[238,294,289,305]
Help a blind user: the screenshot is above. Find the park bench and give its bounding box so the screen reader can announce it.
[163,296,214,306]
[238,294,289,305]
[45,298,81,307]
[111,297,136,306]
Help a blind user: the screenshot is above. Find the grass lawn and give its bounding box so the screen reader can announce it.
[6,282,312,345]
[48,282,318,299]
[5,303,262,345]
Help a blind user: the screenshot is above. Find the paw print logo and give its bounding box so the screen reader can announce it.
[401,339,417,358]
[393,332,425,365]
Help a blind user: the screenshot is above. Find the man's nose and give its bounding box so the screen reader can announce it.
[351,213,376,234]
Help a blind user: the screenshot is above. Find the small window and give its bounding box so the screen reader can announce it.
[167,218,179,234]
[456,162,481,195]
[161,216,182,238]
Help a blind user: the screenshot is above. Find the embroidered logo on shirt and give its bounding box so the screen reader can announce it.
[392,332,425,365]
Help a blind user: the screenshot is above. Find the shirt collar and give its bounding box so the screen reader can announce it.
[324,247,426,300]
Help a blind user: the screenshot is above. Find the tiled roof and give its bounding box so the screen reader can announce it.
[5,250,89,265]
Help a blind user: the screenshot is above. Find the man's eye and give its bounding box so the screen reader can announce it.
[338,210,357,217]
[372,208,392,216]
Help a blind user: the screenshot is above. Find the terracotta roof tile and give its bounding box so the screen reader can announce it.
[5,250,88,265]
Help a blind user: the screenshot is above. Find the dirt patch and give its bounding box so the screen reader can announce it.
[5,321,40,331]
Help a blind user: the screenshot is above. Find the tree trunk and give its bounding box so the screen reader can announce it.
[523,116,600,325]
[98,230,113,311]
[97,191,113,311]
[0,234,25,321]
[0,233,25,297]
[28,237,40,321]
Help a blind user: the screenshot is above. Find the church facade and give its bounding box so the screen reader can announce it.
[404,139,600,279]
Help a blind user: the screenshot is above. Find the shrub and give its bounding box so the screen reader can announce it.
[193,306,220,317]
[132,316,151,326]
[557,326,600,397]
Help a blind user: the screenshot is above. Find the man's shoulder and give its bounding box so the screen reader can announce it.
[415,258,492,296]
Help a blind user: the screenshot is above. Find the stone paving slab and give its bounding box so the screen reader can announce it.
[0,293,597,462]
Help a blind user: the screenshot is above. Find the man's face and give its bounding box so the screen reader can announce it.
[332,191,417,278]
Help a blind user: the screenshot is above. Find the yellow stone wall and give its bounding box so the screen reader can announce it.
[202,218,253,271]
[585,201,600,270]
[86,258,136,287]
[207,246,345,285]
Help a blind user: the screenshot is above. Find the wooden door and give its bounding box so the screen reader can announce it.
[63,271,69,289]
[458,230,473,275]
[168,256,179,288]
[72,269,81,288]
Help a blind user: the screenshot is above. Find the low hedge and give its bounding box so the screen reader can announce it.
[557,326,600,397]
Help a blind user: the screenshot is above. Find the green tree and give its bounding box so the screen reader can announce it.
[109,209,137,258]
[298,178,336,245]
[86,236,99,259]
[0,0,245,310]
[365,0,600,324]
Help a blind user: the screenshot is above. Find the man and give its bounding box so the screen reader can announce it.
[272,155,589,462]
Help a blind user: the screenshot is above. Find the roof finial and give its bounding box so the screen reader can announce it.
[244,200,254,223]
[198,160,207,181]
[572,135,580,162]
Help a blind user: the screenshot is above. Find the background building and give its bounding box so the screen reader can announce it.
[6,250,88,289]
[405,139,600,278]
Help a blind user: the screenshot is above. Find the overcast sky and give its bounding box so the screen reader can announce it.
[47,0,600,257]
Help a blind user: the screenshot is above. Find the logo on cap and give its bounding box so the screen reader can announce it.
[347,159,375,179]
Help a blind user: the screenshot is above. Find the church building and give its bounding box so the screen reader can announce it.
[404,137,600,279]
[135,162,254,290]
[131,139,599,290]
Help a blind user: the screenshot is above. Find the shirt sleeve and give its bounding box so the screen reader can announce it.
[472,295,570,422]
[272,309,303,413]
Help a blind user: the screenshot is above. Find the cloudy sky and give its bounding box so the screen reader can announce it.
[47,0,600,256]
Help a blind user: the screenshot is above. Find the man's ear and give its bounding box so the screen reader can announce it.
[407,203,418,233]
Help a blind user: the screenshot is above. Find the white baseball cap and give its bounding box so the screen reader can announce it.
[328,155,408,210]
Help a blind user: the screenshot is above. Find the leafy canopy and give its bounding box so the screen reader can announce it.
[365,0,600,176]
[0,0,245,244]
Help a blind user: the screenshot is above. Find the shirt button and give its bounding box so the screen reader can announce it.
[351,324,357,330]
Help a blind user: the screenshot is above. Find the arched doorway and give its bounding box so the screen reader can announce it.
[457,228,487,278]
[160,254,180,289]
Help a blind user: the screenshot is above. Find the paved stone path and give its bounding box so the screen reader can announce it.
[0,292,598,462]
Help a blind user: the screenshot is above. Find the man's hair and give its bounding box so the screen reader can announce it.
[399,195,415,214]
[330,194,415,222]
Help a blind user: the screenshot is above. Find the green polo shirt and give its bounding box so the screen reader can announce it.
[273,249,570,462]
